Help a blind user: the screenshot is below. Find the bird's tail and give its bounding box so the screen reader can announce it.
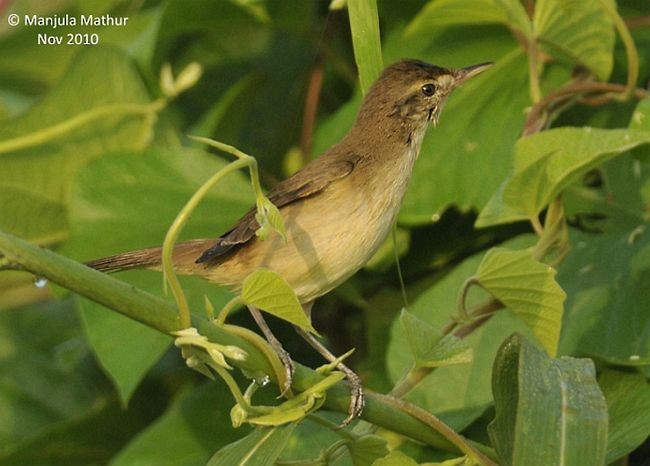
[86,239,216,274]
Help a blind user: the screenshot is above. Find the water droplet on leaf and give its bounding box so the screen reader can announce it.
[33,276,48,288]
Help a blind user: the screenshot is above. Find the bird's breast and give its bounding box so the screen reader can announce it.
[209,141,421,303]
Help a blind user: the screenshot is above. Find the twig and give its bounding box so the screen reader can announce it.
[523,81,648,136]
[626,15,650,30]
[300,59,324,164]
[372,393,498,466]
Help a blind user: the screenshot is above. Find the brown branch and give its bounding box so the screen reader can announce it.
[626,15,650,30]
[300,59,324,164]
[523,81,648,136]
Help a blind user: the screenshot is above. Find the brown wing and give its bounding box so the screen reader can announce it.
[195,154,358,264]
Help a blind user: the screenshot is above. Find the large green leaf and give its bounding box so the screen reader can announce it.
[476,248,566,356]
[405,0,531,36]
[533,0,615,80]
[489,334,608,466]
[599,369,650,464]
[110,383,247,466]
[62,148,252,260]
[75,275,170,408]
[62,148,252,403]
[0,47,151,244]
[477,128,650,227]
[207,424,297,466]
[0,6,162,94]
[347,0,383,95]
[556,105,650,366]
[558,229,650,365]
[0,299,135,465]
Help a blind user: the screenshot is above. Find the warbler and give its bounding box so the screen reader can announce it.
[88,59,492,425]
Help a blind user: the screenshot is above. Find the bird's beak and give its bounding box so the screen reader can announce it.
[452,62,493,87]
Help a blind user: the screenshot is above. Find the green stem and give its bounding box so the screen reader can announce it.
[307,414,357,441]
[599,0,638,100]
[190,136,263,203]
[217,296,244,325]
[456,276,478,322]
[0,230,462,453]
[527,36,543,104]
[372,393,498,466]
[162,157,250,328]
[0,100,166,155]
[203,354,250,409]
[392,224,409,308]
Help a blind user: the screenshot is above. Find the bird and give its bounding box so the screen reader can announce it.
[87,59,492,425]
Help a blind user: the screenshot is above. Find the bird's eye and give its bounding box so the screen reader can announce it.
[421,83,436,96]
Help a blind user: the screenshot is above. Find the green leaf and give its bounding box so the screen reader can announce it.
[405,0,531,36]
[488,334,608,466]
[241,269,315,333]
[347,0,383,94]
[0,299,131,464]
[110,383,247,466]
[475,248,566,357]
[62,148,251,260]
[400,309,472,368]
[207,424,297,466]
[533,0,615,80]
[558,229,650,365]
[75,276,171,406]
[387,236,537,431]
[599,369,650,464]
[477,128,650,227]
[348,435,389,466]
[372,450,418,466]
[0,47,151,244]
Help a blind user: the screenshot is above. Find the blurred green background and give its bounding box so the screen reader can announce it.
[1,0,649,464]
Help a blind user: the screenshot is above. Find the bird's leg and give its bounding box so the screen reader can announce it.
[294,302,364,427]
[247,305,294,396]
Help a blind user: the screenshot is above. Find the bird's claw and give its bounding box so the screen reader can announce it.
[276,346,295,398]
[337,367,365,428]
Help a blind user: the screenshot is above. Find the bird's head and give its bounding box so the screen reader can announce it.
[358,59,492,132]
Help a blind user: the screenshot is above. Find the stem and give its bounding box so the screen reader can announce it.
[307,414,357,441]
[531,215,544,236]
[391,299,503,398]
[0,230,465,453]
[599,0,639,100]
[527,36,543,104]
[392,224,409,308]
[456,276,479,322]
[216,296,243,325]
[523,81,647,136]
[162,157,250,328]
[372,393,498,466]
[0,100,165,155]
[189,137,268,218]
[207,356,250,409]
[300,59,324,163]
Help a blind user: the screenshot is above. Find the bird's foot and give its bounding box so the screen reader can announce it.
[275,344,295,397]
[337,364,365,427]
[315,348,365,427]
